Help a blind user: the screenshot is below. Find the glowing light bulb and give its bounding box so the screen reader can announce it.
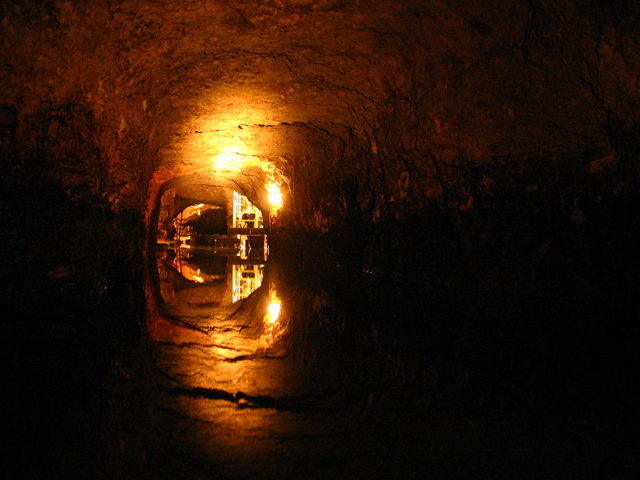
[266,183,282,208]
[213,151,237,170]
[265,299,281,325]
[213,153,229,169]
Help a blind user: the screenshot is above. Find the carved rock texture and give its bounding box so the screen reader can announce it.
[2,1,639,478]
[2,0,638,216]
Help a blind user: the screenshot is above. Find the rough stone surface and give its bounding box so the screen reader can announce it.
[2,1,639,478]
[3,1,638,219]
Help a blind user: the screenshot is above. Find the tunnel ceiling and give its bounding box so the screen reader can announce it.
[2,0,639,229]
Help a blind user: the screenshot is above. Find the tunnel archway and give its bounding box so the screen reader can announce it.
[3,1,640,478]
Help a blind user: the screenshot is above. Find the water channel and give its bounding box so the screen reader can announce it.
[92,202,633,480]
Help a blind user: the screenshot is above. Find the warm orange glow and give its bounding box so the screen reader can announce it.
[211,147,265,174]
[265,178,285,217]
[259,289,285,346]
[148,94,301,457]
[213,150,240,171]
[210,142,287,218]
[175,261,207,283]
[177,204,222,225]
[265,298,281,325]
[266,183,283,210]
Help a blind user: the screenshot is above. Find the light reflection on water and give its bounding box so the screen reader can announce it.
[148,246,290,475]
[144,241,392,478]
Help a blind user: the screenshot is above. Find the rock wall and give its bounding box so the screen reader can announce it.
[3,2,639,477]
[2,0,639,295]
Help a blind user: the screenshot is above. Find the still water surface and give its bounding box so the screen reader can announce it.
[105,235,627,480]
[144,243,413,479]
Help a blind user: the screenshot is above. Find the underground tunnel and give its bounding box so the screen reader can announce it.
[1,0,639,478]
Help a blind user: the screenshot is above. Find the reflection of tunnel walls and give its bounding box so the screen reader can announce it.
[148,266,397,479]
[170,281,231,313]
[156,251,234,313]
[152,251,275,344]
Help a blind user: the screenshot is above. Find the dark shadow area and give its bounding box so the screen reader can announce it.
[90,194,639,479]
[184,208,227,235]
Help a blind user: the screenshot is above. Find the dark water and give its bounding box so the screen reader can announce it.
[94,240,637,480]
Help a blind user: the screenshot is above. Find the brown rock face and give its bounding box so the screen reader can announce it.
[3,1,638,226]
[2,1,639,478]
